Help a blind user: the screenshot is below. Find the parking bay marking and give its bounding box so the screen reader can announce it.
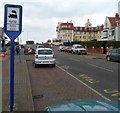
[104,89,120,101]
[88,63,114,72]
[57,65,111,101]
[79,74,99,84]
[61,65,69,70]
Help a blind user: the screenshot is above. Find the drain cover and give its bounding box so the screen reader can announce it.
[33,94,44,99]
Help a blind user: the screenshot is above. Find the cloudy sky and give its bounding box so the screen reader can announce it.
[0,0,119,44]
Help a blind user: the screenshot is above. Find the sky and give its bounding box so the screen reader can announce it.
[0,0,119,44]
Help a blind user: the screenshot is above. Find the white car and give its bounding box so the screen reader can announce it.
[58,46,66,51]
[72,44,87,55]
[34,48,56,68]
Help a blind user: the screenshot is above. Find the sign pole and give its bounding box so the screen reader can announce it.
[4,4,22,112]
[10,39,15,112]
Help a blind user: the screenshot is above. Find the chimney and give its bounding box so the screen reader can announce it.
[115,13,119,18]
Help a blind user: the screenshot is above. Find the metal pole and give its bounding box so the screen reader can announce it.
[18,37,21,63]
[10,39,15,112]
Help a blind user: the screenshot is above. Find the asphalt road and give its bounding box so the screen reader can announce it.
[26,46,119,111]
[53,46,120,101]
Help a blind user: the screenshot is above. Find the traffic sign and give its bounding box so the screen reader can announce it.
[4,4,22,40]
[4,4,22,112]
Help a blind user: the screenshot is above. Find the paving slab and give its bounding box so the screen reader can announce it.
[2,51,34,112]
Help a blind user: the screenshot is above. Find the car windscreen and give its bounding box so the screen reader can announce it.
[38,50,53,55]
[26,45,33,48]
[76,46,83,48]
[117,49,120,54]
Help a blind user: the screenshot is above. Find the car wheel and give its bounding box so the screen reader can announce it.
[76,51,79,55]
[34,64,37,68]
[52,64,56,67]
[106,56,111,61]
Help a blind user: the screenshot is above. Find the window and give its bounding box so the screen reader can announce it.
[112,30,114,36]
[38,50,52,55]
[117,49,120,54]
[111,49,117,53]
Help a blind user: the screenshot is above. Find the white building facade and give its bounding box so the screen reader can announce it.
[115,20,120,41]
[118,1,120,15]
[101,13,120,41]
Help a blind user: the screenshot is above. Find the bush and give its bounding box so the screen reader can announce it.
[106,41,120,48]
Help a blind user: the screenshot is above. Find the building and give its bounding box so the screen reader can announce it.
[102,13,120,41]
[118,1,120,15]
[56,20,103,43]
[74,19,103,41]
[116,1,120,41]
[56,22,74,43]
[115,20,120,41]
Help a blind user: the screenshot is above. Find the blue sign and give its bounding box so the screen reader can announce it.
[4,4,22,112]
[4,4,22,40]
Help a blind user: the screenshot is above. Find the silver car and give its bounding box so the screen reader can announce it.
[34,48,56,68]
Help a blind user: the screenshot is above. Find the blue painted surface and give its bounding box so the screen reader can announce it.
[45,100,120,112]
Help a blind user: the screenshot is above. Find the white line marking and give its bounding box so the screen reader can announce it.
[88,63,114,72]
[57,65,111,101]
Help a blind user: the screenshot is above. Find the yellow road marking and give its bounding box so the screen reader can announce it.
[104,89,118,93]
[79,74,99,84]
[104,89,120,101]
[61,65,69,70]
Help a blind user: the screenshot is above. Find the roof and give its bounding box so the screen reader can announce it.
[59,22,74,30]
[108,17,120,27]
[74,25,103,32]
[36,48,52,51]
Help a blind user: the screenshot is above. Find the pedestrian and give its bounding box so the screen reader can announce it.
[16,46,19,54]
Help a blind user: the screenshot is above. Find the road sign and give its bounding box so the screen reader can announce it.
[4,4,22,40]
[4,4,22,112]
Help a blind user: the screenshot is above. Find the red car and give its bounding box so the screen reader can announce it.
[65,46,72,53]
[24,45,35,55]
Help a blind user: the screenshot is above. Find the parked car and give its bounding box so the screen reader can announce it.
[44,99,120,112]
[24,44,35,55]
[36,44,44,48]
[64,46,73,53]
[72,44,87,55]
[58,46,66,52]
[33,48,56,68]
[106,48,120,62]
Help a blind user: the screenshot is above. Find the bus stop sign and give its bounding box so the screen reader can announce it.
[4,4,22,112]
[4,4,22,40]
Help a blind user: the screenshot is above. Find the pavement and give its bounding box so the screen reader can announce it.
[2,49,34,112]
[87,52,106,59]
[1,48,106,112]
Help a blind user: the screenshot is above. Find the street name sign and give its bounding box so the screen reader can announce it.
[4,4,22,112]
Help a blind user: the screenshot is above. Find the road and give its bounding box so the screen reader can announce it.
[53,47,119,101]
[26,46,119,111]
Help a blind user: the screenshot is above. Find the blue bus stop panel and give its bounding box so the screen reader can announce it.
[4,4,22,40]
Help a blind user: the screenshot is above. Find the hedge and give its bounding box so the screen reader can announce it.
[79,41,120,48]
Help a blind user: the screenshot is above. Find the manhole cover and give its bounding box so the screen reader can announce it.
[33,94,44,99]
